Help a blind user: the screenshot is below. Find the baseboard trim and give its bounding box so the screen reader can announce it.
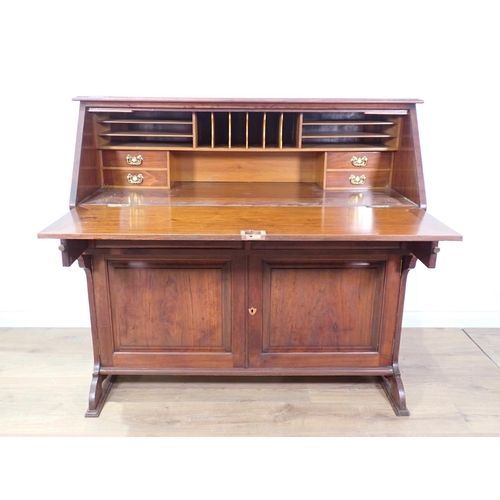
[0,311,90,328]
[402,311,500,328]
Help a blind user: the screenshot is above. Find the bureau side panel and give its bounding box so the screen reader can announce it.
[391,106,426,208]
[69,103,100,208]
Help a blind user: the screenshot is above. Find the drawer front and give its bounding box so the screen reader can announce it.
[325,169,391,189]
[102,150,168,168]
[103,169,169,187]
[326,152,392,170]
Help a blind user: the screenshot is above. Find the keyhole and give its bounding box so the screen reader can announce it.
[248,307,257,315]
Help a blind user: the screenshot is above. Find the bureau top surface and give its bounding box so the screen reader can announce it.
[74,96,423,110]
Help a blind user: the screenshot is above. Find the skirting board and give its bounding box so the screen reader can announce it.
[402,311,500,328]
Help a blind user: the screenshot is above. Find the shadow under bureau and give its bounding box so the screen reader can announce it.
[38,97,461,417]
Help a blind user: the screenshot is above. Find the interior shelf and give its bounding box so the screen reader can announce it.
[101,131,193,138]
[96,110,195,147]
[300,112,401,149]
[301,131,393,138]
[100,119,192,125]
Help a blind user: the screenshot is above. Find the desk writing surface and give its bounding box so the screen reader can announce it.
[38,183,461,242]
[38,205,461,242]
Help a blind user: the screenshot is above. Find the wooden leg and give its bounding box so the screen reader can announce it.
[378,255,415,417]
[85,363,115,418]
[80,257,115,417]
[380,366,410,416]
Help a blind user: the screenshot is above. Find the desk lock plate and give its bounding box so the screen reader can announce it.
[241,230,266,240]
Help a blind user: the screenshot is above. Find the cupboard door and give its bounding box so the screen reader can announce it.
[92,252,246,370]
[247,253,401,370]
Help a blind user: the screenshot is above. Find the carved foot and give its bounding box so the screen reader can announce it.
[380,368,410,416]
[85,363,115,418]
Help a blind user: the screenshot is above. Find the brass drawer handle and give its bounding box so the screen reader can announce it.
[127,173,144,184]
[349,174,366,185]
[351,155,368,167]
[126,154,143,166]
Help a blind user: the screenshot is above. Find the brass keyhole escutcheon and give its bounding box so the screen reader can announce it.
[248,307,257,315]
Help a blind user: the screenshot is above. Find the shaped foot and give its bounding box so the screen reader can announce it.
[380,369,410,416]
[85,363,115,417]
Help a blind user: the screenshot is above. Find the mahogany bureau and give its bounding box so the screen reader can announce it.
[38,97,461,417]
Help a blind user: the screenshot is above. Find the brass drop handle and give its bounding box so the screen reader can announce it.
[127,173,144,184]
[349,174,366,185]
[126,154,143,166]
[351,155,368,167]
[248,307,257,315]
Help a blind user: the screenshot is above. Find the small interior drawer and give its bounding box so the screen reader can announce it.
[102,150,168,168]
[326,152,392,170]
[325,169,391,189]
[103,169,169,187]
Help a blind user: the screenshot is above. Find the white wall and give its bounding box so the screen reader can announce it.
[1,1,498,327]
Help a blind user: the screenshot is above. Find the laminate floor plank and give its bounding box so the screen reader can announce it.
[1,327,499,436]
[464,328,500,367]
[110,376,312,403]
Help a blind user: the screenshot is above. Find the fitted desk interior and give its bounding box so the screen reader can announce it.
[38,98,461,416]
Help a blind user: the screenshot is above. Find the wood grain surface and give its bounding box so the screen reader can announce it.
[38,204,462,241]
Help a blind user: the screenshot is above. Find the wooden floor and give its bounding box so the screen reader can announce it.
[1,327,499,436]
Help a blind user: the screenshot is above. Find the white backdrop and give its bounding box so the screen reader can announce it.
[1,0,498,327]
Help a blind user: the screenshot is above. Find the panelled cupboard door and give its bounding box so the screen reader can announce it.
[247,252,402,370]
[91,252,246,370]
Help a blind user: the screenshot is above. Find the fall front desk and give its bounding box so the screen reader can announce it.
[38,98,461,416]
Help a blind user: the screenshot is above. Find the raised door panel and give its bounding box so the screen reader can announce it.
[247,252,401,370]
[92,252,245,370]
[110,266,228,350]
[265,266,380,350]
